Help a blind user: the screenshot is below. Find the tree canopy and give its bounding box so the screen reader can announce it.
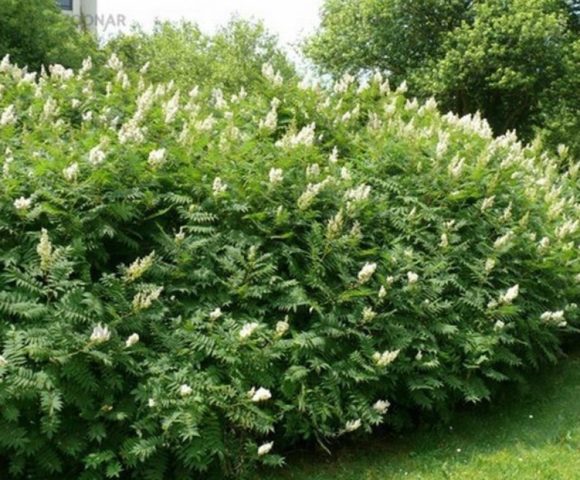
[306,0,579,155]
[109,19,296,92]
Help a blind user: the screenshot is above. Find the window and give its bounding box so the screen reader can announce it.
[58,0,73,10]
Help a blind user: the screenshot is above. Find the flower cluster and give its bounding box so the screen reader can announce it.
[269,168,284,185]
[14,196,32,211]
[373,349,401,367]
[239,322,259,340]
[132,286,163,311]
[148,148,167,168]
[212,177,228,195]
[358,262,377,284]
[125,252,156,282]
[125,333,140,347]
[248,387,272,403]
[540,310,566,327]
[276,123,316,149]
[90,324,111,344]
[36,229,54,272]
[373,399,391,415]
[499,284,519,305]
[297,178,331,209]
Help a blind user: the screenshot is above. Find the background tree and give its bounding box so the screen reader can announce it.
[305,0,472,83]
[306,0,579,155]
[110,18,295,92]
[535,18,580,160]
[421,0,573,140]
[0,0,97,71]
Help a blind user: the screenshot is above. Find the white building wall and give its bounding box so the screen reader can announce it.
[61,0,98,35]
[81,0,97,22]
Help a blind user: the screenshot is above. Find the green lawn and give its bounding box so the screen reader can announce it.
[264,349,580,480]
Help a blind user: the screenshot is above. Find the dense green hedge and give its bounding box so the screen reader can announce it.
[0,55,578,479]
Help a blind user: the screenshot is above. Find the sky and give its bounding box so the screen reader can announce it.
[97,0,325,48]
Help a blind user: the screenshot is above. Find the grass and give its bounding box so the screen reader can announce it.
[263,348,580,480]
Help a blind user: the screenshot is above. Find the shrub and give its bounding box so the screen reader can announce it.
[0,55,578,479]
